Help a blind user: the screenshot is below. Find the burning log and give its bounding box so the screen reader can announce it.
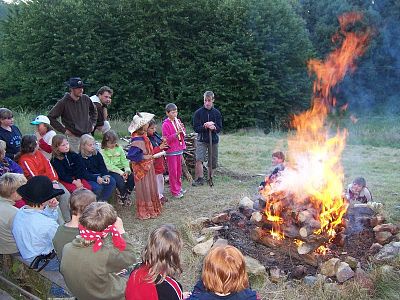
[250,227,321,267]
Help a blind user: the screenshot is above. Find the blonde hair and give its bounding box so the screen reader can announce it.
[142,224,183,283]
[79,202,117,232]
[0,140,6,158]
[70,189,96,216]
[0,173,27,198]
[52,134,68,160]
[79,134,97,158]
[202,245,249,294]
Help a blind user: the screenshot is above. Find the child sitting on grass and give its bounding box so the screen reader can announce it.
[61,202,136,300]
[0,108,22,161]
[53,188,96,260]
[51,134,92,192]
[125,224,190,300]
[345,177,372,203]
[258,151,285,190]
[31,115,57,160]
[12,176,64,270]
[101,130,134,206]
[79,134,116,202]
[189,245,259,300]
[0,173,27,255]
[0,140,23,176]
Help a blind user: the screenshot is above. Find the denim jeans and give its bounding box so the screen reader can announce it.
[109,172,134,196]
[88,176,116,201]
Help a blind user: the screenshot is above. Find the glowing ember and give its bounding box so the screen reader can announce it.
[262,12,371,246]
[315,245,329,255]
[269,229,285,240]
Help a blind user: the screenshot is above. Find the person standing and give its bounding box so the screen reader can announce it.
[90,86,113,134]
[48,77,97,153]
[192,91,222,186]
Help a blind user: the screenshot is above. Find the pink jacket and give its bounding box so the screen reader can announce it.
[161,118,186,153]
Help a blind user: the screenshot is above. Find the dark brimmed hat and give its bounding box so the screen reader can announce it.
[65,77,86,89]
[17,176,64,204]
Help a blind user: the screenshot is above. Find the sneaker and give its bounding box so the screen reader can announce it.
[173,192,184,199]
[180,189,187,194]
[192,178,205,187]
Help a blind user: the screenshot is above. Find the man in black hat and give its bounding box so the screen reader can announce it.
[12,176,64,269]
[48,77,98,153]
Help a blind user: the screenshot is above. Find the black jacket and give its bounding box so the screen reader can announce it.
[192,107,222,144]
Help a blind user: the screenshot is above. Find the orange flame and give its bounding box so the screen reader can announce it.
[263,12,370,242]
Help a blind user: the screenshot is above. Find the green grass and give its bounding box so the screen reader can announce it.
[6,109,400,299]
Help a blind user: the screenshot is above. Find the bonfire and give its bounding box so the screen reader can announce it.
[258,12,372,258]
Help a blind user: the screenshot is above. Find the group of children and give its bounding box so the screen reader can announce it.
[0,102,191,221]
[1,172,259,299]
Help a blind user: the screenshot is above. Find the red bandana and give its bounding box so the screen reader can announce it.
[78,224,127,253]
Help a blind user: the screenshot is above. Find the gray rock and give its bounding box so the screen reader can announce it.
[320,258,340,277]
[211,213,230,224]
[244,256,267,276]
[375,231,393,245]
[250,211,263,223]
[212,238,228,249]
[344,256,358,270]
[335,262,355,283]
[375,241,400,261]
[192,237,214,256]
[201,225,224,235]
[303,275,318,285]
[239,196,254,209]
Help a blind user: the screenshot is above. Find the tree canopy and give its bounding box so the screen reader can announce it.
[0,0,398,130]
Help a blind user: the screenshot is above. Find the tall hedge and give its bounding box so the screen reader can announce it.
[0,0,314,130]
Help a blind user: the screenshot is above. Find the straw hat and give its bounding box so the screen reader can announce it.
[128,112,155,133]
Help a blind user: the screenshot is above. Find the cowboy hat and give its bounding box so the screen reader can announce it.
[128,112,155,133]
[17,176,64,204]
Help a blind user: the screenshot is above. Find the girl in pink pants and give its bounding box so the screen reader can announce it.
[162,103,186,198]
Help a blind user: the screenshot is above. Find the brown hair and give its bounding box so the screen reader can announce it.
[353,177,366,187]
[52,134,68,160]
[0,173,27,198]
[79,202,117,232]
[70,189,96,216]
[142,224,183,283]
[202,245,249,294]
[15,135,37,162]
[272,151,285,162]
[96,86,113,96]
[165,103,177,112]
[0,108,13,124]
[101,130,119,149]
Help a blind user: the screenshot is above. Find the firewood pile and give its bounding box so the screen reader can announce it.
[252,191,343,257]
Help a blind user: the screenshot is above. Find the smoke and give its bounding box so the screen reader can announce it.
[339,2,400,115]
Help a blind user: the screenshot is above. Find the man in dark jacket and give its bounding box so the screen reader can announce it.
[192,91,222,186]
[48,77,97,153]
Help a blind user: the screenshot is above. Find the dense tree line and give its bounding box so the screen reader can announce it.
[0,0,398,131]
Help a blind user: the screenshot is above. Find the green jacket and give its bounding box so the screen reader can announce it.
[100,146,130,175]
[60,233,136,300]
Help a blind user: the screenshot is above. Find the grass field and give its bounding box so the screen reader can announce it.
[8,111,400,299]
